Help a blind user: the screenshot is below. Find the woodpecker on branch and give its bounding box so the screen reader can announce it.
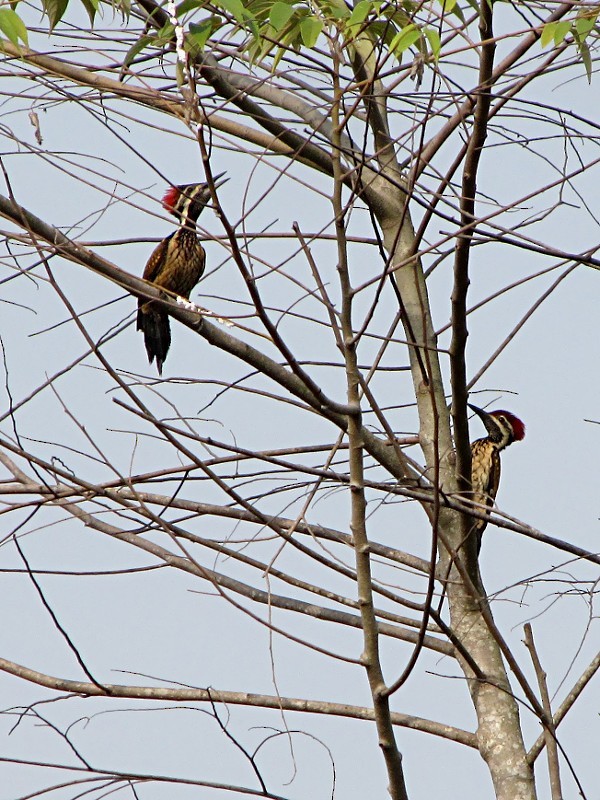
[469,403,526,551]
[137,175,226,374]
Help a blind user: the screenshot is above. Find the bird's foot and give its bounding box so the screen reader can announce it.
[176,296,198,312]
[176,297,234,328]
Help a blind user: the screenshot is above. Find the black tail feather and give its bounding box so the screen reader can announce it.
[137,305,171,375]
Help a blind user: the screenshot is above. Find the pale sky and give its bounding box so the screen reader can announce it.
[0,4,598,799]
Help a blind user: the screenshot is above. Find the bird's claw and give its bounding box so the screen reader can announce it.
[175,297,234,328]
[176,296,198,312]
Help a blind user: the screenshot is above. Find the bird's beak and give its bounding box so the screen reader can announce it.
[211,172,229,190]
[468,403,497,437]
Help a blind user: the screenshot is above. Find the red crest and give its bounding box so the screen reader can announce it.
[162,186,180,213]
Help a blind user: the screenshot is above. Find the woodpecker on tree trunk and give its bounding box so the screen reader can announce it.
[468,403,526,551]
[137,176,226,374]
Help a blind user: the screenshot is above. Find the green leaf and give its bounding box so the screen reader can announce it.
[575,14,597,42]
[246,14,260,38]
[300,15,322,46]
[270,1,295,31]
[214,0,245,24]
[188,19,212,50]
[248,0,273,23]
[451,1,465,22]
[424,26,440,60]
[80,0,98,25]
[578,38,592,84]
[364,19,396,48]
[553,20,571,45]
[320,0,349,19]
[346,0,371,29]
[177,0,205,14]
[0,8,28,45]
[43,0,69,29]
[382,6,409,29]
[116,0,131,20]
[175,59,186,86]
[389,23,421,56]
[328,4,350,19]
[121,33,153,73]
[440,0,456,13]
[247,21,273,62]
[155,21,176,41]
[272,43,287,69]
[540,21,556,48]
